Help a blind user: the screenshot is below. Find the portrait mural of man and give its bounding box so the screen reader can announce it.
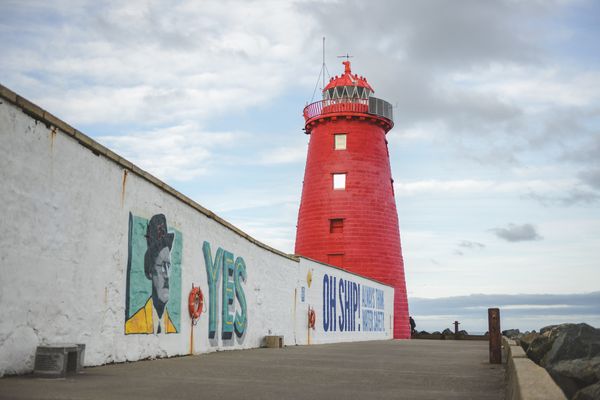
[125,213,182,334]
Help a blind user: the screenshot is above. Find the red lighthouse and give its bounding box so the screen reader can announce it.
[295,61,409,339]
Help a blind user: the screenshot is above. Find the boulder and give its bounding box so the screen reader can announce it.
[457,330,469,336]
[541,325,559,334]
[527,333,553,364]
[546,356,600,398]
[573,381,600,400]
[502,329,521,338]
[432,331,441,335]
[418,330,430,335]
[541,323,600,367]
[442,328,454,336]
[519,331,539,351]
[526,324,600,398]
[525,323,600,366]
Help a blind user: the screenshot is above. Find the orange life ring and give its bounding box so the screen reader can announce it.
[188,286,204,320]
[308,308,316,329]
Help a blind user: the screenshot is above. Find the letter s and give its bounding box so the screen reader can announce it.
[234,256,247,338]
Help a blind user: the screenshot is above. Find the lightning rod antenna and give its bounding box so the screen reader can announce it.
[309,37,329,103]
[322,37,325,90]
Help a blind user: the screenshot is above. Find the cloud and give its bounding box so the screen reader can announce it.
[460,66,600,110]
[257,145,307,165]
[411,290,600,307]
[0,1,317,126]
[229,218,296,254]
[524,188,600,207]
[561,189,600,205]
[490,223,542,242]
[454,240,485,256]
[201,189,299,215]
[394,178,575,196]
[97,123,239,181]
[561,132,600,163]
[304,1,545,67]
[458,240,485,249]
[578,168,600,190]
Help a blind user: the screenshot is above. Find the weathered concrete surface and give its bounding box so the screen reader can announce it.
[503,337,566,400]
[507,358,566,400]
[0,340,504,400]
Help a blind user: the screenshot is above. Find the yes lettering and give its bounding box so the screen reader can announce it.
[203,241,247,340]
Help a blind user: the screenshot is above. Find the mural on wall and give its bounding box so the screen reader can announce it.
[322,273,386,333]
[203,241,248,341]
[125,213,182,334]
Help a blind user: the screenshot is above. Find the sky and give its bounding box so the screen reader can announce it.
[1,0,599,332]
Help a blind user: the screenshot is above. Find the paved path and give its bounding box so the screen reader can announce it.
[0,340,504,400]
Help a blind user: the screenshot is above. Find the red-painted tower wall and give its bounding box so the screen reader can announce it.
[295,62,409,339]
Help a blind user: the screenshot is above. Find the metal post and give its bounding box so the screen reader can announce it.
[488,308,501,364]
[190,284,195,355]
[307,306,311,345]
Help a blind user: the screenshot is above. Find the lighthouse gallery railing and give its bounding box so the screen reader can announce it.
[303,97,394,122]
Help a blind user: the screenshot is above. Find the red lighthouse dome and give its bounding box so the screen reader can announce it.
[323,61,373,93]
[295,61,409,339]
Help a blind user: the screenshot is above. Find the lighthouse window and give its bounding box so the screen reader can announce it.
[329,218,344,233]
[357,87,364,97]
[333,87,342,99]
[334,134,347,150]
[333,173,346,190]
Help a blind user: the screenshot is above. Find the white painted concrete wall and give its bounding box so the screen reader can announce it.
[0,95,393,377]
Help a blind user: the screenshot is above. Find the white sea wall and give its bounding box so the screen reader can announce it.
[0,88,394,377]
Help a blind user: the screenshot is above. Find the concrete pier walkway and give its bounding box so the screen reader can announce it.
[0,340,505,400]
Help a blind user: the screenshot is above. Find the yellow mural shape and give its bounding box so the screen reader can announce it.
[125,298,177,334]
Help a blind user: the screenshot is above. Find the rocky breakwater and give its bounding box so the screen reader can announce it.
[505,324,600,400]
